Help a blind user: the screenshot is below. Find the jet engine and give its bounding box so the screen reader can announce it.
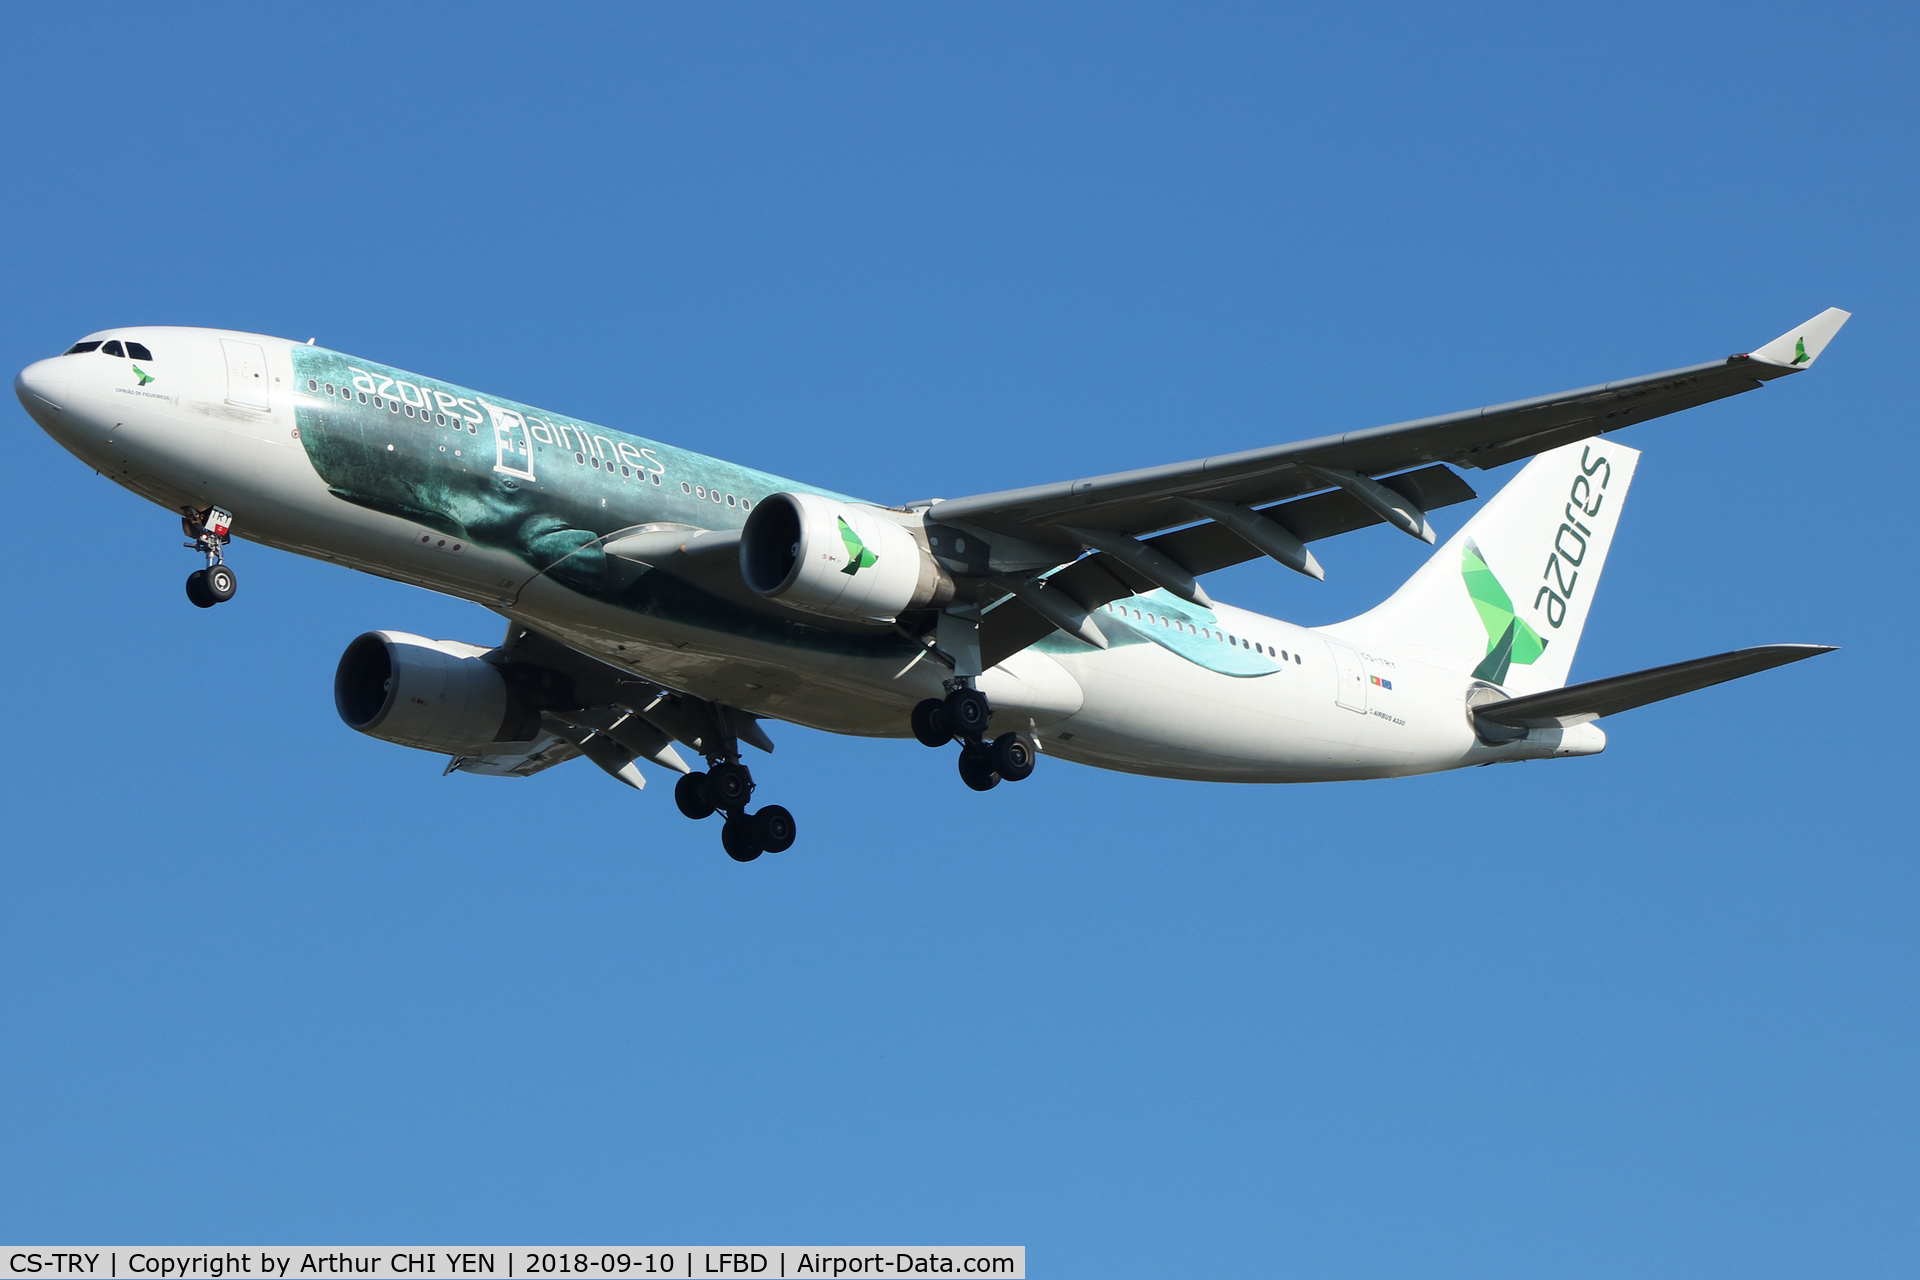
[740,492,952,623]
[334,631,539,754]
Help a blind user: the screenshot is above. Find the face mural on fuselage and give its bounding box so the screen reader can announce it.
[288,348,855,615]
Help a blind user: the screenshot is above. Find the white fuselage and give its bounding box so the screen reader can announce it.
[16,327,1601,783]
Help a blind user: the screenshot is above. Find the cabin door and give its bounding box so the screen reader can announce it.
[221,339,269,410]
[1327,640,1369,714]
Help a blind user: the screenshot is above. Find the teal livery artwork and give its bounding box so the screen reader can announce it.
[1035,589,1288,677]
[286,346,858,625]
[289,347,1296,678]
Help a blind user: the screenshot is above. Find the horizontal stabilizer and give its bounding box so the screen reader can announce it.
[1474,643,1835,730]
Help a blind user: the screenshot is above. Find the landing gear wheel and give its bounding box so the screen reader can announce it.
[675,772,716,820]
[911,698,952,748]
[990,732,1037,782]
[185,569,215,609]
[701,762,754,810]
[753,805,797,853]
[944,688,992,740]
[958,741,1001,792]
[205,564,236,603]
[721,817,764,862]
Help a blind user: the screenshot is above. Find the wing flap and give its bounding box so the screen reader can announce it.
[447,731,583,778]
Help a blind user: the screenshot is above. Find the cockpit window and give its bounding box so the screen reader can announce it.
[125,341,153,361]
[65,341,102,355]
[101,340,125,357]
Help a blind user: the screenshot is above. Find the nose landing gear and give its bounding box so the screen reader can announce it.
[674,757,797,862]
[182,506,237,609]
[911,683,1039,793]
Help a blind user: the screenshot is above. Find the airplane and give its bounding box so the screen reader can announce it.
[14,310,1847,861]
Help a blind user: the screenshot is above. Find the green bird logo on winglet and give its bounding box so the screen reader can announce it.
[837,516,879,575]
[132,364,154,386]
[1463,538,1548,685]
[1792,337,1810,365]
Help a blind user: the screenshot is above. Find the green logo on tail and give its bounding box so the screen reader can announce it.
[837,517,879,575]
[1463,538,1547,684]
[132,365,154,386]
[1792,337,1810,365]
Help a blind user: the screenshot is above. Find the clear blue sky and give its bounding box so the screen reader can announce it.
[3,3,1915,1275]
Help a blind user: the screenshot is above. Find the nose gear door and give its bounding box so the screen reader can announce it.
[221,339,270,410]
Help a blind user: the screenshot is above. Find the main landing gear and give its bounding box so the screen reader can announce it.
[673,758,797,863]
[911,684,1038,792]
[182,506,238,609]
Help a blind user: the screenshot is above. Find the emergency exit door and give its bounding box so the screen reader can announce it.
[1327,640,1369,714]
[221,339,269,410]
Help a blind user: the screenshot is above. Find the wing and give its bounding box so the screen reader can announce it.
[931,309,1849,666]
[931,310,1848,549]
[443,625,775,788]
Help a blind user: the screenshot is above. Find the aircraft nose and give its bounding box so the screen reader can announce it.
[16,358,67,420]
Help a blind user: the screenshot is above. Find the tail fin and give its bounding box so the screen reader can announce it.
[1327,438,1641,695]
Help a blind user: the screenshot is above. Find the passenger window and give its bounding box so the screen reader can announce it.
[125,342,154,361]
[101,340,125,357]
[65,341,102,354]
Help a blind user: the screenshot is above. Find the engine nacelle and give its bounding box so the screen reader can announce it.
[740,492,952,623]
[334,631,537,754]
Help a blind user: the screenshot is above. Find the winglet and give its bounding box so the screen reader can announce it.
[1748,307,1851,369]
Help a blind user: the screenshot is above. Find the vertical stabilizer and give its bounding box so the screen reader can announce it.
[1325,439,1640,695]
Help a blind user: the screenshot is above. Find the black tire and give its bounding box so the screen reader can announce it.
[991,732,1037,782]
[958,742,1001,792]
[910,698,951,748]
[944,687,992,740]
[721,817,764,862]
[701,762,754,811]
[675,771,716,820]
[185,569,216,609]
[205,564,236,603]
[753,804,797,853]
